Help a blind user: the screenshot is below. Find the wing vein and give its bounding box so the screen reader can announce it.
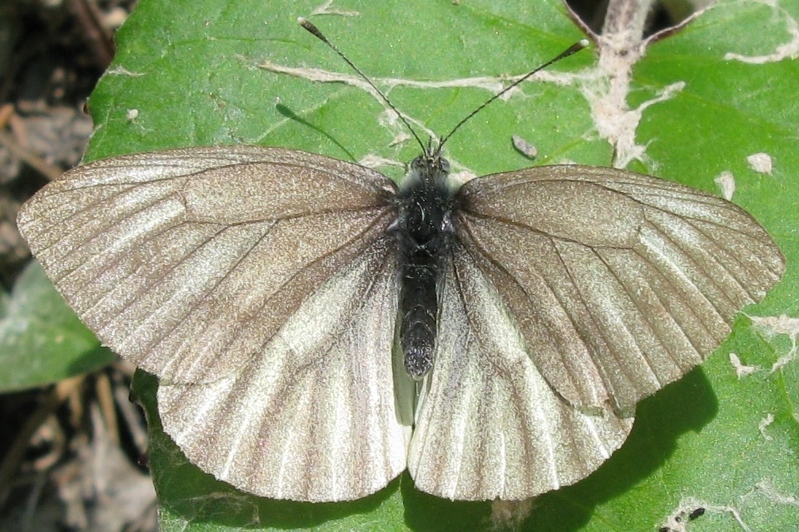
[593,248,678,385]
[550,239,653,394]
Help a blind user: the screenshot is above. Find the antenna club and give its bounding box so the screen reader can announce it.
[299,18,328,43]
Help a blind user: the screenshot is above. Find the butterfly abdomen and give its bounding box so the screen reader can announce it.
[395,155,456,379]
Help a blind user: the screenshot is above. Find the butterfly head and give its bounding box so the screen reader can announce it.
[403,139,451,190]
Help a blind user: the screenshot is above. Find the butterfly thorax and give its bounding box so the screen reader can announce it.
[394,153,456,379]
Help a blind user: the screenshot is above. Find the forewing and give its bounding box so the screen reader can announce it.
[157,239,409,501]
[457,164,785,413]
[407,246,633,500]
[17,146,398,385]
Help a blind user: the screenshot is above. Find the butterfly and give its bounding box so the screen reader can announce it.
[16,21,784,502]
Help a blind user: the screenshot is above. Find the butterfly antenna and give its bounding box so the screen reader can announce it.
[436,38,590,153]
[299,18,429,155]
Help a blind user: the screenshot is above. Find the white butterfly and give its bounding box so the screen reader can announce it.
[17,142,783,501]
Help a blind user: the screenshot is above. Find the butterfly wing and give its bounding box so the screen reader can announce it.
[18,146,411,500]
[455,164,785,414]
[158,237,410,500]
[408,244,633,500]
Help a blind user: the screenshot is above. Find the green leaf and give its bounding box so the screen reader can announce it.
[0,260,115,391]
[25,0,799,530]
